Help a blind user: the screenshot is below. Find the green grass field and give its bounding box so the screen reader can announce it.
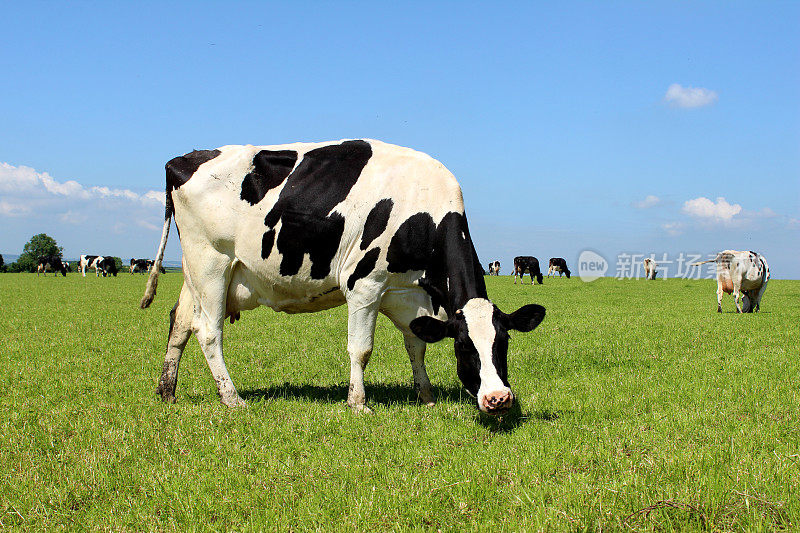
[0,272,797,531]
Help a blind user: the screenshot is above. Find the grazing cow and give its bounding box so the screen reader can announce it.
[97,256,118,277]
[140,140,546,414]
[488,260,501,276]
[643,258,657,280]
[37,256,67,276]
[79,254,102,277]
[692,250,770,313]
[513,256,543,285]
[547,257,571,278]
[130,258,154,274]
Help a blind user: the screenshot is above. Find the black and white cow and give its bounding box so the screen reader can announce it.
[692,250,770,313]
[97,256,118,277]
[643,258,657,280]
[140,140,546,414]
[547,257,571,278]
[37,256,67,276]
[130,258,154,274]
[488,260,501,276]
[513,256,543,285]
[79,254,101,277]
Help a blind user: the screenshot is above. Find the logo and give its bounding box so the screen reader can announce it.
[578,250,608,282]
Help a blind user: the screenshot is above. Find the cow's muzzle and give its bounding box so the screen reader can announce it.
[480,389,514,415]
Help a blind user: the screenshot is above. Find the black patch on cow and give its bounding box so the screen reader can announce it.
[386,212,437,273]
[387,211,487,314]
[240,150,298,205]
[360,199,393,250]
[166,149,221,193]
[347,247,380,290]
[262,140,372,279]
[261,229,275,260]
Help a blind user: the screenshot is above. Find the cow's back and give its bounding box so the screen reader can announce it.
[170,140,466,306]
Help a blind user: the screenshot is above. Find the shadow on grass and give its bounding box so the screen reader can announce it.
[475,403,562,433]
[239,382,474,408]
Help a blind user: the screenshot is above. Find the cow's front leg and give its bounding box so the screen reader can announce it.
[346,299,380,413]
[404,334,435,406]
[156,284,193,403]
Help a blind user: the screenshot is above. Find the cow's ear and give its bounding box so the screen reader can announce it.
[505,304,546,332]
[410,316,452,343]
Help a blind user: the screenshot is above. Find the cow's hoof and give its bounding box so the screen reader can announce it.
[418,391,436,407]
[156,385,176,403]
[350,404,373,414]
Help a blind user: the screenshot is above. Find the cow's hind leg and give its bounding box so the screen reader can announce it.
[346,296,381,413]
[733,285,743,313]
[156,283,193,403]
[716,283,724,313]
[185,255,244,407]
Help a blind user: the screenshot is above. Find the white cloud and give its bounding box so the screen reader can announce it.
[0,162,165,207]
[664,83,718,108]
[682,196,742,221]
[0,199,31,217]
[662,222,685,236]
[633,195,660,209]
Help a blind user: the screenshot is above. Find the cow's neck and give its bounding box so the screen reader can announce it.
[427,212,488,315]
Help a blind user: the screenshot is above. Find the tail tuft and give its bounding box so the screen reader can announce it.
[140,195,172,309]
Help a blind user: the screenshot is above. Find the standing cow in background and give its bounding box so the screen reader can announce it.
[140,139,546,415]
[513,256,543,285]
[547,257,571,278]
[79,254,101,277]
[37,256,67,276]
[488,260,501,276]
[692,250,770,313]
[643,258,657,280]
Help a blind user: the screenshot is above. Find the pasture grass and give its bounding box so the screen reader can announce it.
[0,272,797,531]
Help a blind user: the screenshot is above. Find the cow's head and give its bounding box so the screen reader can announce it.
[410,299,545,415]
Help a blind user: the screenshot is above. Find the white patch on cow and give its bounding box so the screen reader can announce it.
[461,298,508,409]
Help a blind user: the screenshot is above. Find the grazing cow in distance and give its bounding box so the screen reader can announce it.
[140,139,546,415]
[131,258,154,274]
[692,250,770,313]
[79,254,101,277]
[97,257,118,277]
[513,256,543,285]
[37,256,67,277]
[488,260,501,276]
[547,257,571,278]
[643,258,657,280]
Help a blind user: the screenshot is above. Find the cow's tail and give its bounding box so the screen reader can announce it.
[690,258,716,266]
[140,195,173,309]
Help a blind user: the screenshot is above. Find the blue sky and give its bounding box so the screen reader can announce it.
[1,2,798,277]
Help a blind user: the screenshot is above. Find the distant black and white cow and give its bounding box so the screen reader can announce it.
[97,256,118,277]
[643,258,657,280]
[547,258,571,278]
[692,250,770,313]
[130,258,154,274]
[488,260,501,276]
[513,256,543,285]
[79,254,101,277]
[37,256,67,276]
[140,140,546,415]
